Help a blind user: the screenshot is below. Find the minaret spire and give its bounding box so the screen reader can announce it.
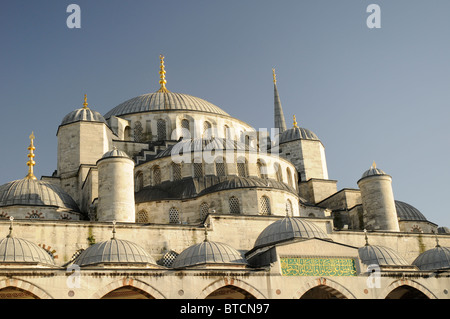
[157,55,170,93]
[25,132,37,180]
[272,68,287,134]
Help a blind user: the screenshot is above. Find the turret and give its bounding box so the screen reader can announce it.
[96,148,135,223]
[357,162,400,231]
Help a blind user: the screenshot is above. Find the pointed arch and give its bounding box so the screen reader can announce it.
[0,278,52,299]
[196,278,266,299]
[294,277,356,299]
[92,278,165,299]
[380,279,436,299]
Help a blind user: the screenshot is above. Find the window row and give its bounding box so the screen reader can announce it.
[135,161,297,190]
[135,198,295,224]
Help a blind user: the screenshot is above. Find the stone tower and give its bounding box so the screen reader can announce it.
[357,162,400,231]
[97,148,135,223]
[57,95,112,204]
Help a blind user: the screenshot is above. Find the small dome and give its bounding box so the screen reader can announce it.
[104,92,229,119]
[0,236,55,266]
[361,165,386,179]
[412,245,450,271]
[395,200,427,222]
[0,179,79,212]
[358,244,409,266]
[61,107,106,126]
[73,238,157,267]
[279,126,320,144]
[172,240,247,268]
[254,217,329,248]
[101,148,130,159]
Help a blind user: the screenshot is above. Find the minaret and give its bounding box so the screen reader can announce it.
[25,132,37,180]
[273,68,287,134]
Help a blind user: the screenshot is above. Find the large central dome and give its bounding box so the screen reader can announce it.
[104,92,230,119]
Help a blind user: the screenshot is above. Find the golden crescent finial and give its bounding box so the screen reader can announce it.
[372,161,376,169]
[157,55,170,93]
[25,132,37,180]
[293,115,298,128]
[272,68,277,84]
[83,94,88,109]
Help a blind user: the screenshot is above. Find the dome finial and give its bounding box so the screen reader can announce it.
[364,229,369,246]
[372,161,376,169]
[203,223,209,242]
[25,132,37,180]
[272,68,277,84]
[293,115,298,128]
[83,94,89,109]
[434,230,440,247]
[157,55,170,93]
[6,216,14,238]
[111,220,117,240]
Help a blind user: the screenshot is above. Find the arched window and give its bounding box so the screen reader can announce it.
[229,196,240,214]
[193,162,203,178]
[286,199,293,217]
[223,125,230,141]
[152,166,161,185]
[169,207,180,224]
[287,168,293,187]
[203,121,212,138]
[215,157,226,177]
[124,126,131,141]
[135,171,144,191]
[172,162,181,181]
[134,121,144,142]
[136,210,149,223]
[161,250,179,268]
[157,119,167,140]
[181,119,190,139]
[257,160,268,179]
[237,158,248,177]
[200,202,209,220]
[274,163,283,182]
[260,196,271,215]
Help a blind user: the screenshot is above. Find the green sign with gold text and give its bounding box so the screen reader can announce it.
[280,257,357,276]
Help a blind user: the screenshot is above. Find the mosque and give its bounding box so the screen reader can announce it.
[0,56,448,299]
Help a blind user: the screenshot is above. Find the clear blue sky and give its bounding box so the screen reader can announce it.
[1,0,449,228]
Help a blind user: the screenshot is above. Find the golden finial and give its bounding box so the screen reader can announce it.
[204,223,209,242]
[293,115,298,128]
[82,94,88,109]
[111,220,117,240]
[157,55,170,93]
[25,132,37,180]
[372,161,376,169]
[272,68,277,84]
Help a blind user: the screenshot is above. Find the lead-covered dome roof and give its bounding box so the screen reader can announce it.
[172,240,247,269]
[61,107,106,126]
[278,126,320,144]
[412,245,450,271]
[254,217,329,248]
[0,236,55,266]
[0,179,79,212]
[73,238,157,267]
[395,200,427,222]
[358,244,409,266]
[104,92,230,119]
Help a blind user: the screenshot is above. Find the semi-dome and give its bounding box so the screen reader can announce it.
[73,238,157,267]
[412,244,450,271]
[278,126,320,144]
[172,240,247,269]
[395,200,427,222]
[254,217,329,248]
[358,244,409,266]
[0,179,79,212]
[0,235,55,266]
[104,92,230,119]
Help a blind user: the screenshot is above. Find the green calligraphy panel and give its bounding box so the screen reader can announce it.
[280,257,357,276]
